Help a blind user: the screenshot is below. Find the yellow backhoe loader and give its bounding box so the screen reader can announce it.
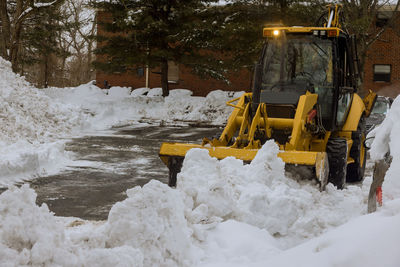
[159,4,376,190]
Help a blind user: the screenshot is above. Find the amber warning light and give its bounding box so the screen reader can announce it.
[327,29,338,37]
[263,29,281,37]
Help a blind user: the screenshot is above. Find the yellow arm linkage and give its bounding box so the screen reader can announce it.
[286,92,318,151]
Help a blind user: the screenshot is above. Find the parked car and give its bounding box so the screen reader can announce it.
[366,96,393,132]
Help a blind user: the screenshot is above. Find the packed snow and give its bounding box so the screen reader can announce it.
[1,56,400,266]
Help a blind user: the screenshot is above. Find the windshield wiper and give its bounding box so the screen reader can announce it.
[311,42,328,57]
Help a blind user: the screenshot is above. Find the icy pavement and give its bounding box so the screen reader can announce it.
[24,125,221,220]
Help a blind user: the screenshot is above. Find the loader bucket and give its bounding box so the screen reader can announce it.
[159,143,329,191]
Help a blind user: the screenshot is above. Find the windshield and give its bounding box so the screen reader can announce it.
[261,35,333,91]
[372,99,389,114]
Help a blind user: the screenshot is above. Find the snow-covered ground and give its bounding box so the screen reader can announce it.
[1,56,400,266]
[0,55,240,185]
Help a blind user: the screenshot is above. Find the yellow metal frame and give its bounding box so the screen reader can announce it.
[327,4,343,28]
[263,27,341,38]
[226,97,245,111]
[363,90,377,118]
[160,90,369,170]
[342,94,366,132]
[263,4,343,38]
[160,142,324,166]
[285,92,318,151]
[161,92,327,167]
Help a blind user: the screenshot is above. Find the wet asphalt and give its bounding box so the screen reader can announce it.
[26,124,222,220]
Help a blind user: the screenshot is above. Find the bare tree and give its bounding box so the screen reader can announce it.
[0,0,63,72]
[62,0,96,85]
[342,0,400,69]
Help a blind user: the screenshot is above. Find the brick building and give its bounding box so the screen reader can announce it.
[96,8,400,97]
[95,10,252,96]
[363,7,400,98]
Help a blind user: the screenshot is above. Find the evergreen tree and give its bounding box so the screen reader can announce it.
[23,4,68,87]
[0,0,64,72]
[95,0,221,96]
[214,1,321,72]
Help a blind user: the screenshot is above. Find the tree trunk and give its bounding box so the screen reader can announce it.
[87,41,93,81]
[10,23,22,72]
[280,0,288,22]
[161,59,169,97]
[0,0,10,59]
[10,0,24,72]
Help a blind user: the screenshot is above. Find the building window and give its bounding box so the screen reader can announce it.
[137,67,144,77]
[373,64,391,82]
[376,10,393,28]
[168,61,179,83]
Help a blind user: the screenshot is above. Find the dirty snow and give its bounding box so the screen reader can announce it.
[2,55,400,266]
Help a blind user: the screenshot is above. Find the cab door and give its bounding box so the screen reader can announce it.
[335,36,354,127]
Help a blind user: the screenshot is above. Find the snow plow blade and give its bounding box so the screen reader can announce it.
[159,143,329,190]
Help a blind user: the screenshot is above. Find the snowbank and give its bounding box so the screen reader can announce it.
[1,140,391,266]
[0,57,84,145]
[370,95,400,202]
[262,199,400,267]
[0,57,85,185]
[43,84,245,129]
[0,141,73,186]
[107,86,131,97]
[0,184,144,266]
[178,141,367,249]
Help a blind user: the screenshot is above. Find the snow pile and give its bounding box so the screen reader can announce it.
[0,185,74,266]
[262,199,400,267]
[200,220,281,266]
[0,57,83,145]
[0,57,85,184]
[0,185,144,266]
[43,84,245,129]
[107,86,131,97]
[131,87,150,97]
[0,181,195,266]
[370,95,400,201]
[0,141,72,186]
[147,87,163,97]
[179,141,366,249]
[103,180,196,266]
[42,82,106,107]
[0,140,381,266]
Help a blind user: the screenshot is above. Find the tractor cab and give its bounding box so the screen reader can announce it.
[253,27,359,133]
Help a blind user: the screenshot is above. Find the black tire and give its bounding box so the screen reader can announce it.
[167,157,183,187]
[326,138,348,189]
[347,116,367,182]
